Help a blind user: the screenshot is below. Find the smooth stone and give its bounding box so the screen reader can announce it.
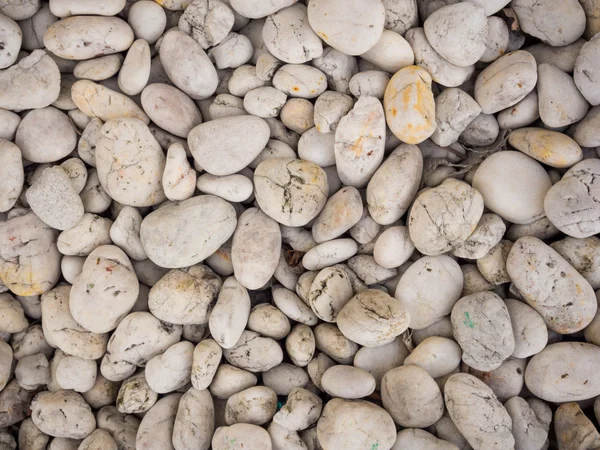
[312,186,363,243]
[148,264,221,325]
[71,80,149,124]
[474,50,537,114]
[509,127,582,169]
[254,158,328,227]
[0,140,24,212]
[0,14,22,69]
[472,151,551,225]
[0,50,60,110]
[307,0,385,56]
[302,239,358,271]
[263,3,322,64]
[95,118,166,207]
[444,374,514,450]
[49,0,126,17]
[512,0,586,46]
[15,106,76,163]
[423,2,488,67]
[574,34,600,106]
[159,30,218,100]
[574,106,600,148]
[141,83,202,138]
[178,0,234,49]
[384,65,436,145]
[408,178,483,255]
[395,255,463,330]
[188,115,270,175]
[537,63,589,128]
[334,96,386,188]
[405,27,474,88]
[451,291,515,372]
[525,342,600,402]
[232,208,281,290]
[26,167,84,231]
[507,236,597,334]
[140,195,237,269]
[44,16,134,60]
[70,245,138,333]
[367,143,422,225]
[544,159,600,238]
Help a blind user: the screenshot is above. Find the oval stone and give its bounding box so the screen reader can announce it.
[44,16,134,60]
[188,115,270,176]
[140,195,237,269]
[507,236,597,334]
[254,158,328,227]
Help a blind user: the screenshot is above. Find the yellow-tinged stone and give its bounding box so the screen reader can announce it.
[384,66,436,145]
[508,127,582,169]
[154,0,193,10]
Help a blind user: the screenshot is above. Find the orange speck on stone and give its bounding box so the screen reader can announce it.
[391,108,397,117]
[517,83,523,88]
[292,86,300,92]
[317,32,328,40]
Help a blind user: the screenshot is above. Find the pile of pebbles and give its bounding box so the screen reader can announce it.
[0,0,600,449]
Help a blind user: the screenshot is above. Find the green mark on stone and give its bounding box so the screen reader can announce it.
[463,312,475,328]
[372,443,379,450]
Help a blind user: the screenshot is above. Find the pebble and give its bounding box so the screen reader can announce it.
[25,167,84,231]
[384,65,436,145]
[254,158,328,227]
[140,195,237,269]
[188,115,270,175]
[44,16,134,60]
[472,151,552,225]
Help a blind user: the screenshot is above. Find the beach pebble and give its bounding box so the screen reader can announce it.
[317,398,396,450]
[16,106,76,163]
[544,159,600,238]
[444,373,515,450]
[509,127,582,169]
[334,96,386,188]
[178,0,234,49]
[26,166,84,231]
[254,158,328,227]
[408,178,484,255]
[537,63,589,128]
[574,35,600,106]
[307,0,385,56]
[525,342,600,402]
[384,65,436,145]
[382,365,444,427]
[451,291,515,371]
[189,115,270,175]
[474,50,537,115]
[44,16,133,60]
[0,50,60,110]
[424,2,488,67]
[95,118,166,207]
[472,151,551,225]
[140,195,237,269]
[431,87,481,147]
[128,1,166,44]
[507,236,597,334]
[512,0,586,47]
[71,80,149,124]
[159,30,218,100]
